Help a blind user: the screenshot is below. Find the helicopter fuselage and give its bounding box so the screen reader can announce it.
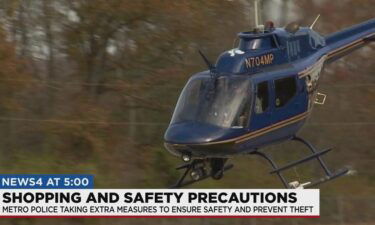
[164,19,375,160]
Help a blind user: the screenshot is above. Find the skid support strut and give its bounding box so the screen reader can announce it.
[251,136,350,189]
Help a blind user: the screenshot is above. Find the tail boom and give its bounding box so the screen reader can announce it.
[325,18,375,63]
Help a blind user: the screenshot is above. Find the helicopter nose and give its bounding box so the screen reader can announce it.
[164,122,227,145]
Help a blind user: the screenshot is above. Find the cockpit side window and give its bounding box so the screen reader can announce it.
[232,93,251,128]
[274,76,297,108]
[255,81,269,114]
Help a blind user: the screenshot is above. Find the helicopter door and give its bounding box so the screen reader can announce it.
[249,81,272,131]
[271,76,304,124]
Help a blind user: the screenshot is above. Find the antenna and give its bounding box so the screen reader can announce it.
[310,14,321,29]
[198,49,214,71]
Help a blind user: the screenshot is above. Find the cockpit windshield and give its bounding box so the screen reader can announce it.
[171,75,252,128]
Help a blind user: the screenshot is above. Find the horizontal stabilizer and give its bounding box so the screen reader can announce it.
[270,148,332,174]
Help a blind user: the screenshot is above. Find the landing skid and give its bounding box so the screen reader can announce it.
[251,136,350,189]
[170,136,350,189]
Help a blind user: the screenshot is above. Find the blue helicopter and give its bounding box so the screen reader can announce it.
[164,2,375,189]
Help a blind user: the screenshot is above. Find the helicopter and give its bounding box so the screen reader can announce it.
[164,0,375,189]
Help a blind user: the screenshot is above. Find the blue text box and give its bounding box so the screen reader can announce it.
[0,174,94,189]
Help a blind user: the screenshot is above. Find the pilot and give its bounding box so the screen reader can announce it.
[255,96,264,114]
[231,84,250,128]
[237,101,250,127]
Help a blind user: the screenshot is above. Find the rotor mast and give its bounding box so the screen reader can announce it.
[253,0,264,31]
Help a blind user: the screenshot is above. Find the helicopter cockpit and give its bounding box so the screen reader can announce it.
[170,73,252,129]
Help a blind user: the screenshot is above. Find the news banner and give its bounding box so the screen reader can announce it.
[0,175,319,218]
